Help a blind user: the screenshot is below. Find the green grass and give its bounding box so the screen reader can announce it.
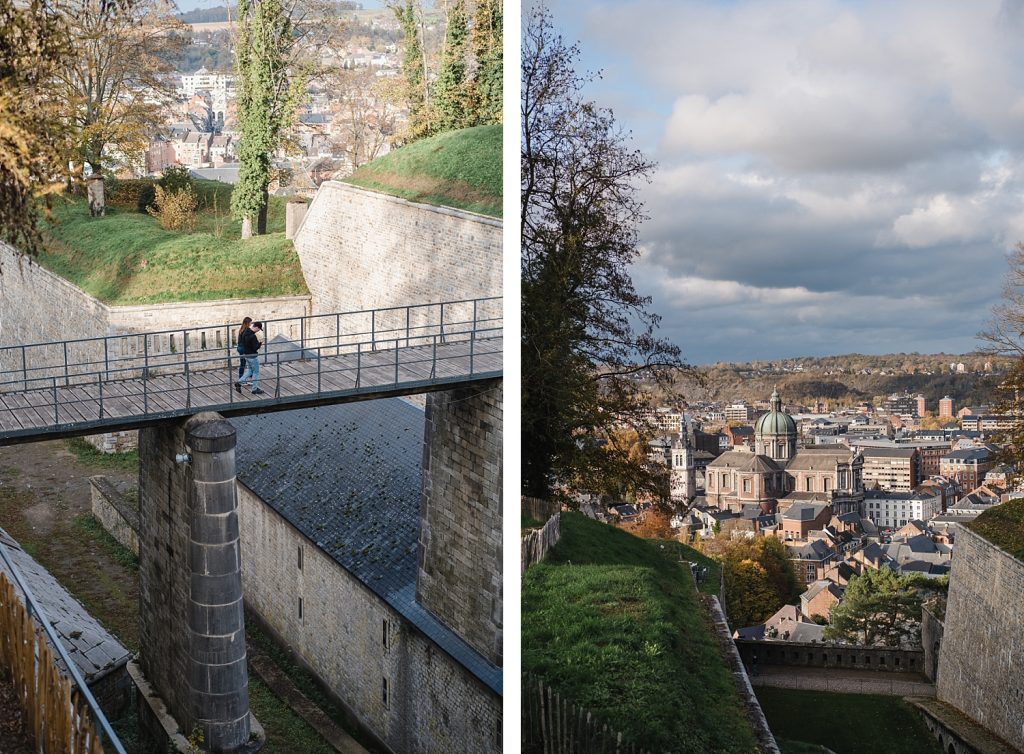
[73,514,139,571]
[756,689,942,754]
[522,512,758,753]
[965,497,1024,560]
[522,515,544,529]
[38,181,309,305]
[248,676,336,754]
[64,438,139,472]
[245,615,379,752]
[777,741,830,754]
[658,538,724,596]
[345,125,501,217]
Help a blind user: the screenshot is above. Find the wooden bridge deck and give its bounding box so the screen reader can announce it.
[0,336,502,445]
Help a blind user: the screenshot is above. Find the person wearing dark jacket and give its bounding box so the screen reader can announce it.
[234,321,264,395]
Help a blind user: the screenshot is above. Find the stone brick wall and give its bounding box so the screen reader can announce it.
[137,421,194,734]
[417,382,502,666]
[293,182,502,347]
[236,484,501,754]
[736,640,926,674]
[937,525,1024,752]
[0,241,310,381]
[90,476,140,556]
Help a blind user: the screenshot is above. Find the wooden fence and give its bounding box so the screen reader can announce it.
[521,674,651,754]
[523,496,559,523]
[522,513,562,573]
[0,573,105,754]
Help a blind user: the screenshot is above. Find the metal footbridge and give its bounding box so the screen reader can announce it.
[0,297,502,445]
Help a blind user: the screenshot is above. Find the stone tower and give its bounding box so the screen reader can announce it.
[670,423,697,502]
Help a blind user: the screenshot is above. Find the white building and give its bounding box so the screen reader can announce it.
[863,489,943,530]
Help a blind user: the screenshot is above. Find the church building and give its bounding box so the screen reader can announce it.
[704,390,865,515]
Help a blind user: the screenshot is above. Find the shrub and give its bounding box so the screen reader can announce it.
[104,178,157,209]
[137,183,157,214]
[158,165,194,193]
[147,185,198,231]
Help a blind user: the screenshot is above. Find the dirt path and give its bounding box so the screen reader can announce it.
[0,439,140,649]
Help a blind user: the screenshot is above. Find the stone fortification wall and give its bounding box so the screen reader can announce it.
[417,382,503,666]
[237,485,500,754]
[293,182,502,348]
[90,476,139,556]
[937,525,1024,752]
[735,640,926,675]
[0,241,309,384]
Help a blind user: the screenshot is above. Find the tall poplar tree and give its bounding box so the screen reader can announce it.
[392,0,429,141]
[232,0,307,237]
[469,0,502,125]
[431,0,468,132]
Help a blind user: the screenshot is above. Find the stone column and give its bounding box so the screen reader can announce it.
[187,417,251,751]
[285,199,308,240]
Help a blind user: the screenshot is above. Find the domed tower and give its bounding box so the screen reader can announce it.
[755,388,797,462]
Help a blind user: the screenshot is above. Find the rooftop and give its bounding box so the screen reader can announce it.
[231,397,501,695]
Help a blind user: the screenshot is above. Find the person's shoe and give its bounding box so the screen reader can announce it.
[251,388,264,395]
[234,382,243,393]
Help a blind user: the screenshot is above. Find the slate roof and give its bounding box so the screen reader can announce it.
[788,623,826,642]
[787,539,833,560]
[801,579,844,604]
[943,447,991,462]
[0,529,130,684]
[786,447,854,471]
[707,450,781,473]
[231,398,501,695]
[862,446,917,459]
[782,502,829,522]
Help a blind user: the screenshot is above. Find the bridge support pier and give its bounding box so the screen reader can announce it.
[138,413,252,753]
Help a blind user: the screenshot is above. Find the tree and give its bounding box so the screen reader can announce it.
[521,7,689,500]
[330,67,396,169]
[468,0,502,125]
[726,559,782,629]
[391,0,430,141]
[0,0,68,257]
[52,0,183,175]
[232,0,308,237]
[824,568,923,647]
[431,0,469,131]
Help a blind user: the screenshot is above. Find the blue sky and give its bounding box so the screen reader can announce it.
[531,0,1024,364]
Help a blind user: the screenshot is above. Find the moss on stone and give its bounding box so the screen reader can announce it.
[965,498,1024,560]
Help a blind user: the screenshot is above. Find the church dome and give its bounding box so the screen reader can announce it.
[755,389,796,437]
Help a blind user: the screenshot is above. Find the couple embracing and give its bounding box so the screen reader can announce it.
[235,317,265,395]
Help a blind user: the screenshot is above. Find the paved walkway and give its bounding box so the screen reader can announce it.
[750,665,936,697]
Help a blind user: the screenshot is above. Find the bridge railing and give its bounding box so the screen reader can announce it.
[0,297,501,396]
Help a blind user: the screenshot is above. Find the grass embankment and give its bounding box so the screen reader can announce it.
[757,688,942,754]
[965,497,1024,560]
[522,512,758,753]
[345,125,502,218]
[38,180,308,305]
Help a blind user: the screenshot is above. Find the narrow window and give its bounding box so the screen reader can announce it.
[298,597,303,620]
[382,677,390,709]
[382,619,390,652]
[298,545,303,571]
[200,332,207,350]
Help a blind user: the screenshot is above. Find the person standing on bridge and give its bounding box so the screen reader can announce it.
[235,317,252,379]
[235,321,264,395]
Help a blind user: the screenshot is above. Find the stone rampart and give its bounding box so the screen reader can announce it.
[417,382,503,667]
[89,476,139,556]
[937,525,1024,752]
[293,182,502,348]
[237,484,500,754]
[735,639,926,674]
[0,241,310,383]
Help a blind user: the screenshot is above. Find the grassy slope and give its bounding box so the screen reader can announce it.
[965,498,1024,560]
[38,180,308,305]
[522,513,758,753]
[757,688,942,754]
[345,125,502,218]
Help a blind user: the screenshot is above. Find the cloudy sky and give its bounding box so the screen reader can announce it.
[534,0,1024,364]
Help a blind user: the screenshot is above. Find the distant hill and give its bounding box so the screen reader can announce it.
[176,2,363,24]
[658,353,1015,408]
[345,125,502,218]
